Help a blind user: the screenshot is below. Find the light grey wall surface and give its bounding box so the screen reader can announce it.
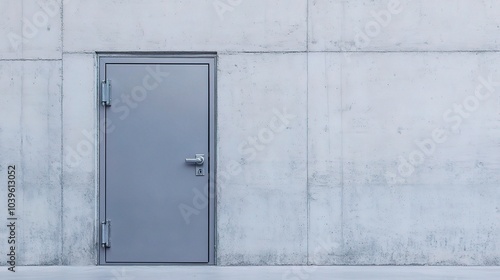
[0,0,499,266]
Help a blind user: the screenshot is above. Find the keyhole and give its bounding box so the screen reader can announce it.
[197,168,204,176]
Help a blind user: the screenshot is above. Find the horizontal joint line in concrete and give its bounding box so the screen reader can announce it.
[224,50,500,54]
[309,50,500,53]
[63,51,98,54]
[0,58,62,61]
[59,50,500,56]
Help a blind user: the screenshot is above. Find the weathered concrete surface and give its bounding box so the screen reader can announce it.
[63,0,307,53]
[61,54,97,265]
[0,61,62,265]
[0,62,23,266]
[309,0,500,51]
[308,52,500,264]
[339,52,500,264]
[217,53,308,265]
[307,53,344,265]
[0,0,62,59]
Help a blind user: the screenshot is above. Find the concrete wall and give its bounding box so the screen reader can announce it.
[0,0,499,266]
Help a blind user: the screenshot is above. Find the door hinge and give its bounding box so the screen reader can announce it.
[101,80,111,107]
[101,220,111,248]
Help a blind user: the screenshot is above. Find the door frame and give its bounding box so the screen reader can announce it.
[96,53,217,265]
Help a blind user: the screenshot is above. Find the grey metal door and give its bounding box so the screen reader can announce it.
[98,56,216,264]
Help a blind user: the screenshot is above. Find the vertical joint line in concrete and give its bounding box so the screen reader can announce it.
[20,63,25,262]
[21,1,24,56]
[339,54,345,254]
[306,0,310,265]
[339,0,345,254]
[60,0,64,265]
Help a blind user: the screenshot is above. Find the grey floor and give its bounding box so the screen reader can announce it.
[1,266,499,280]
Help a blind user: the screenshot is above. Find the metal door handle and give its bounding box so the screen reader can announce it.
[185,154,204,165]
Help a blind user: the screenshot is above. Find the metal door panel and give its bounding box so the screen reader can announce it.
[98,56,215,264]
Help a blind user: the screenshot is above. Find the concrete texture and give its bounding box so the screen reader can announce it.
[0,0,499,267]
[1,266,500,280]
[0,0,62,59]
[63,0,307,52]
[309,0,500,51]
[0,61,62,265]
[307,53,344,265]
[61,54,97,265]
[217,54,308,265]
[308,52,500,264]
[337,53,500,264]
